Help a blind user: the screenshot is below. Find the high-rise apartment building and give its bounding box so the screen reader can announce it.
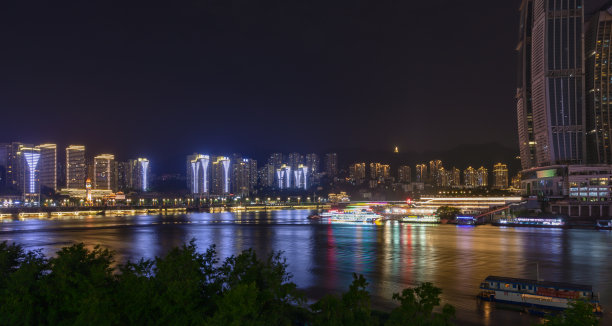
[493,163,509,189]
[429,160,442,185]
[517,0,586,168]
[211,156,230,195]
[287,152,303,169]
[37,144,57,192]
[324,153,338,178]
[477,166,488,187]
[258,163,275,188]
[5,142,27,189]
[133,158,150,192]
[268,153,284,168]
[349,163,366,185]
[451,167,461,188]
[231,158,252,196]
[397,165,411,183]
[66,145,86,189]
[93,154,116,190]
[415,164,427,183]
[19,146,41,198]
[464,166,477,188]
[305,153,320,175]
[187,154,211,195]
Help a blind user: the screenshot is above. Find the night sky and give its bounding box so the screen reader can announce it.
[1,0,523,170]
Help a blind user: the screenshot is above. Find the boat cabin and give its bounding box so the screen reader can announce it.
[481,276,595,300]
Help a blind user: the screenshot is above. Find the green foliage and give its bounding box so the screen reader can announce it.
[386,282,455,326]
[435,206,461,220]
[543,300,599,326]
[311,273,376,326]
[0,241,455,326]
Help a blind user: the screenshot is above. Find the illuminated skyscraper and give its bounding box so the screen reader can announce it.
[231,158,253,196]
[66,145,86,189]
[477,166,488,187]
[248,159,258,192]
[451,167,461,187]
[134,158,150,192]
[268,153,284,168]
[20,147,41,197]
[287,152,303,169]
[493,163,509,189]
[517,0,586,168]
[93,154,116,190]
[397,165,411,183]
[429,160,442,185]
[276,169,283,189]
[586,6,612,164]
[305,153,320,175]
[349,163,366,185]
[415,164,427,183]
[300,164,309,190]
[187,154,210,195]
[199,155,210,194]
[259,163,276,188]
[324,153,338,178]
[117,161,133,190]
[212,156,230,195]
[464,166,477,188]
[37,144,57,191]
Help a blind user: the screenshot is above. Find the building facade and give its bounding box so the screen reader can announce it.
[66,145,86,189]
[37,144,57,192]
[493,163,509,189]
[398,165,411,183]
[93,154,116,190]
[517,0,586,168]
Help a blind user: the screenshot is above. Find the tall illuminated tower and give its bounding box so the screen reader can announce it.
[276,169,283,189]
[66,145,86,189]
[300,164,309,190]
[37,144,57,191]
[21,147,41,197]
[133,158,150,192]
[199,155,210,194]
[191,160,199,193]
[221,158,230,193]
[285,166,291,188]
[493,163,509,189]
[211,156,230,195]
[517,0,586,167]
[93,154,115,190]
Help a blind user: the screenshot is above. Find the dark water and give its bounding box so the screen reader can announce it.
[1,210,612,325]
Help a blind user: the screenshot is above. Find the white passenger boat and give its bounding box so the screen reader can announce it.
[478,276,602,314]
[321,208,382,224]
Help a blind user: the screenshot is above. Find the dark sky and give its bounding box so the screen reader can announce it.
[0,0,522,170]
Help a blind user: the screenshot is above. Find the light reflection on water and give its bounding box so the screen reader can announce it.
[0,210,611,325]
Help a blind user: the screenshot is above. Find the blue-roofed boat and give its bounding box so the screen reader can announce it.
[478,276,602,314]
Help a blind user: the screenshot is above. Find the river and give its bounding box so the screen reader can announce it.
[1,209,611,325]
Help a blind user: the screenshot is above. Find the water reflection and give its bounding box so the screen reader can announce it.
[0,211,611,325]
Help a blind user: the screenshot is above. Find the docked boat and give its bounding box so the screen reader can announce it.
[478,276,602,314]
[596,220,612,230]
[321,208,382,224]
[400,215,440,224]
[455,215,477,225]
[493,217,566,228]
